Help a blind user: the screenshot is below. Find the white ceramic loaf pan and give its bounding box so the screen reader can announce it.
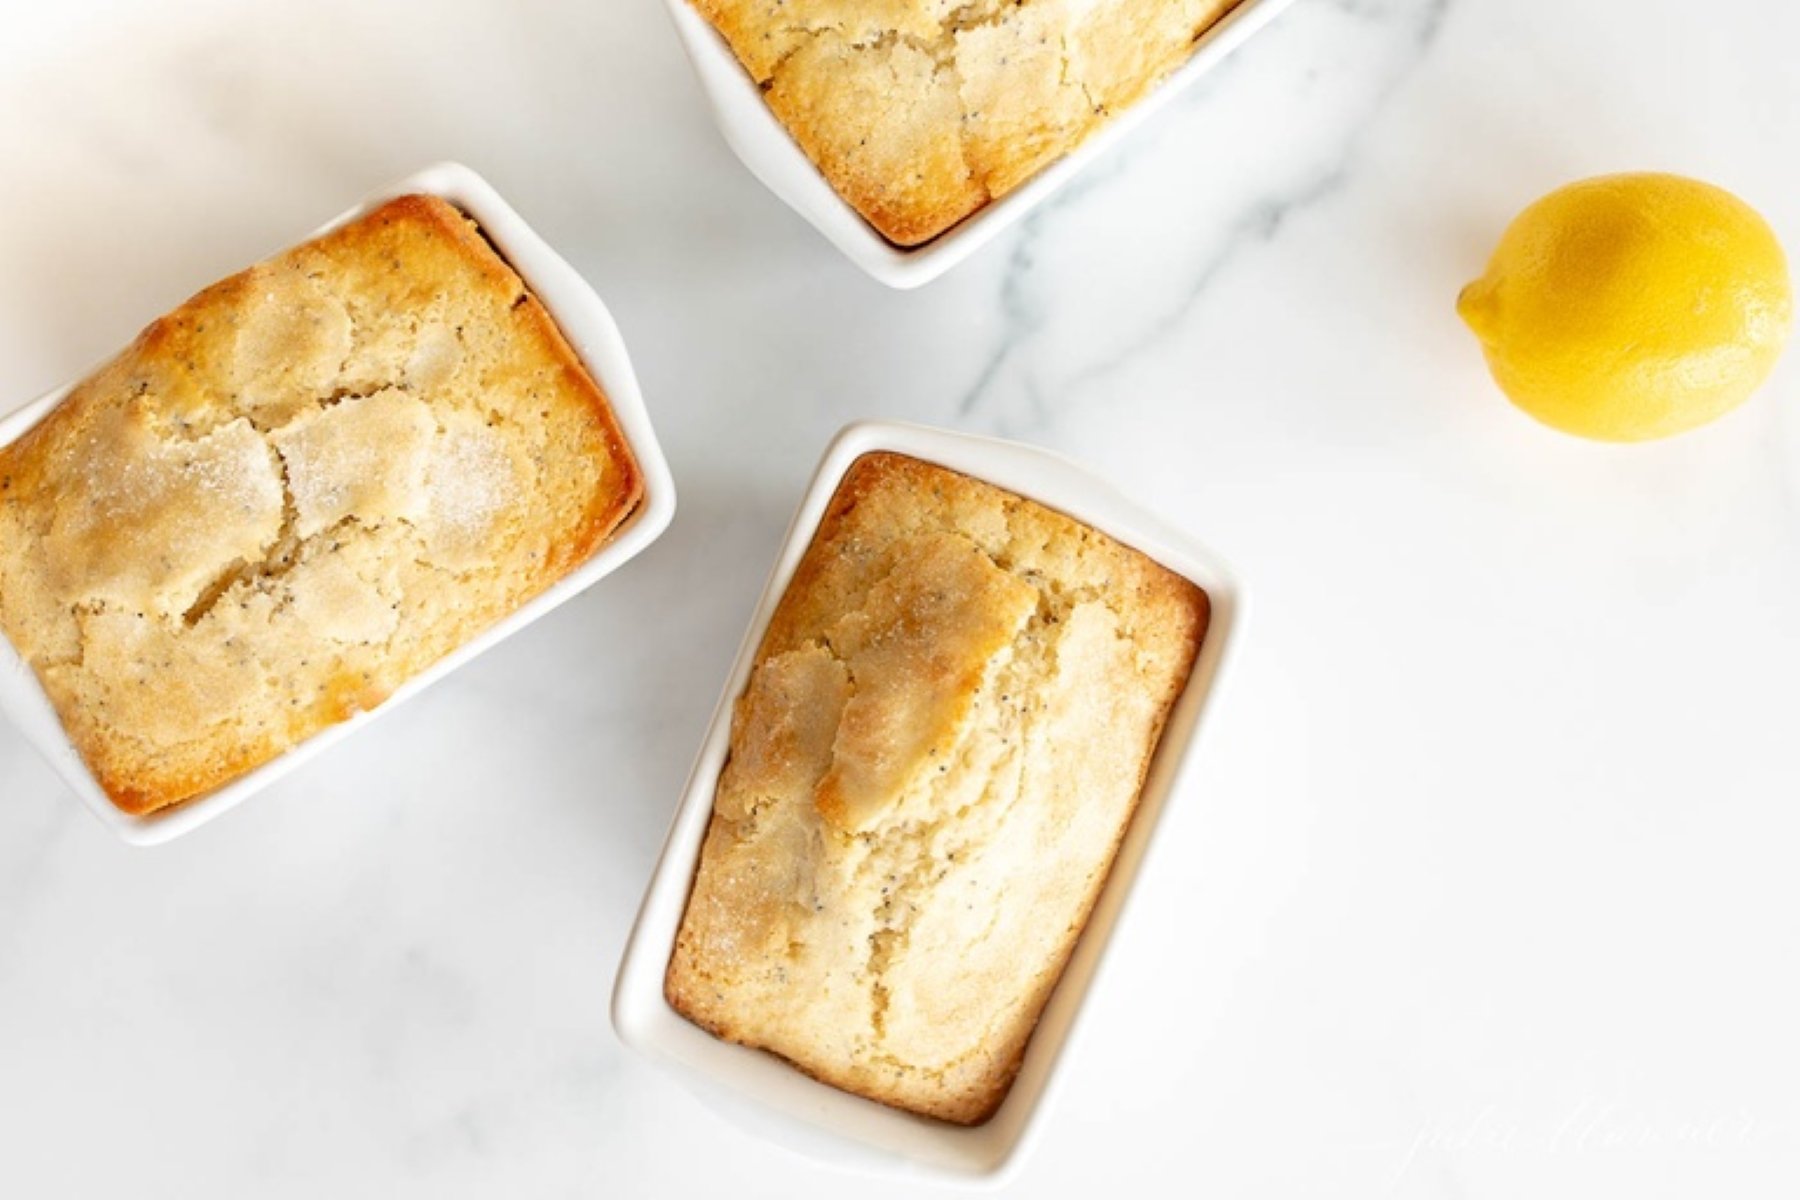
[0,162,677,846]
[612,421,1243,1185]
[663,0,1300,289]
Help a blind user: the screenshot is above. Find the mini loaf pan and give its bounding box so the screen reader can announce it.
[612,421,1243,1185]
[0,162,678,846]
[663,0,1300,289]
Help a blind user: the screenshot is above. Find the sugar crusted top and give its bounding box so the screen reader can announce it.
[666,452,1207,1124]
[0,195,642,813]
[696,0,1246,244]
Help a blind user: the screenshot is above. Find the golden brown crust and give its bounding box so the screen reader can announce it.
[695,0,1247,246]
[666,452,1207,1124]
[0,195,643,814]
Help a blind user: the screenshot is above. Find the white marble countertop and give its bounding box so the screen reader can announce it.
[3,1,1798,1195]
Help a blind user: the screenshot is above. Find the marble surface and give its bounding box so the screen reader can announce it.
[2,0,1798,1195]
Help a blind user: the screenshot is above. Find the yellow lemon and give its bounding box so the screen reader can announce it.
[1458,173,1793,441]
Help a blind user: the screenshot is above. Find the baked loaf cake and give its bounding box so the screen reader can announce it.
[0,195,642,814]
[666,452,1208,1124]
[694,0,1246,245]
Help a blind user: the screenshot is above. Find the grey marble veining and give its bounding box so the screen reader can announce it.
[953,0,1461,438]
[1,0,1798,1196]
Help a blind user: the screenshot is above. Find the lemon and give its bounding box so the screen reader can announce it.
[1458,172,1793,441]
